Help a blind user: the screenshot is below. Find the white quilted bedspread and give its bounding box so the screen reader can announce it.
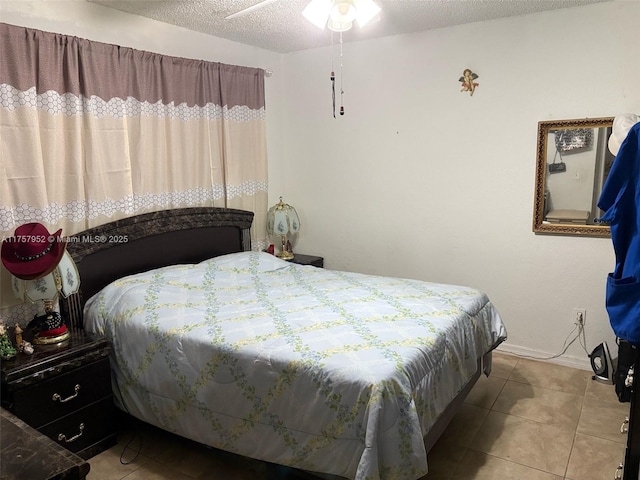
[84,251,506,480]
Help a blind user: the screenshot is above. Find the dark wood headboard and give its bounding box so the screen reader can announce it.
[61,207,254,329]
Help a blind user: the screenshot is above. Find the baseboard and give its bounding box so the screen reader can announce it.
[496,343,592,371]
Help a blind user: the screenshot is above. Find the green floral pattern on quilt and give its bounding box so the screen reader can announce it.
[85,252,506,480]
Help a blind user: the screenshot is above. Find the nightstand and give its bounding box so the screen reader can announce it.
[1,328,117,460]
[289,253,324,268]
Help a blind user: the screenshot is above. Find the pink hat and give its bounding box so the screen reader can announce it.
[1,223,66,280]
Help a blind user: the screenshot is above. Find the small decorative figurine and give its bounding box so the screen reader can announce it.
[21,341,34,355]
[459,69,479,96]
[0,323,17,360]
[14,324,33,355]
[15,323,22,346]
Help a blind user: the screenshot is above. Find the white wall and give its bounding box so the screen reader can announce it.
[279,1,640,369]
[2,0,638,369]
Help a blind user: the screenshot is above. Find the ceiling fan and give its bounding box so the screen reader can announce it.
[226,0,381,32]
[225,0,381,118]
[225,0,279,20]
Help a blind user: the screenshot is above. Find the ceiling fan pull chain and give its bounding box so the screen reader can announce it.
[339,31,345,115]
[331,70,336,118]
[331,31,336,118]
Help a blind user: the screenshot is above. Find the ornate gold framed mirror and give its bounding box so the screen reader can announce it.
[533,117,614,237]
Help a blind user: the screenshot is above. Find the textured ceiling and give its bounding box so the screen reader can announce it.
[88,0,610,53]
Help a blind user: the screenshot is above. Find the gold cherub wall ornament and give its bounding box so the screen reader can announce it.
[459,69,479,96]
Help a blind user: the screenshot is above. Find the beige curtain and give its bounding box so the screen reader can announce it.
[0,23,268,319]
[0,23,268,246]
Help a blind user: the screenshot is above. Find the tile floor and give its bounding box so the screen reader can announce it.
[87,352,629,480]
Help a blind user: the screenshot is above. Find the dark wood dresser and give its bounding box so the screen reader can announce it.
[0,329,117,461]
[1,407,90,480]
[620,345,640,480]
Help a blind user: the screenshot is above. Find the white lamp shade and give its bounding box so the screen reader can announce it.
[288,208,301,234]
[22,274,57,303]
[10,250,80,303]
[267,198,301,236]
[273,210,289,235]
[56,250,81,297]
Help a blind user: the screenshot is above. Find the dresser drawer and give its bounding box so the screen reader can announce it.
[12,357,111,428]
[39,396,116,455]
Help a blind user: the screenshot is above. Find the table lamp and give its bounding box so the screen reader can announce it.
[266,197,300,260]
[1,223,80,345]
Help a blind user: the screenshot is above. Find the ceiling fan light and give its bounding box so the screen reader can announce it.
[330,1,357,23]
[302,0,332,29]
[354,0,381,27]
[327,18,353,32]
[302,0,380,31]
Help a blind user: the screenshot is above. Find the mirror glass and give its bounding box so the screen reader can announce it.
[533,117,614,237]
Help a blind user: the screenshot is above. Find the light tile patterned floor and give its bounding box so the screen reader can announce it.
[87,352,629,480]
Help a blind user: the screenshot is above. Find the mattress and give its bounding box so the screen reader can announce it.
[84,251,506,480]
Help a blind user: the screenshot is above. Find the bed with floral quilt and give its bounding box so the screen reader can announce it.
[65,208,507,480]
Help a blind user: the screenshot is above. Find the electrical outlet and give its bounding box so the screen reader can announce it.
[573,308,586,326]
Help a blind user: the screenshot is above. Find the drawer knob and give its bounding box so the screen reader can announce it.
[621,417,629,434]
[58,423,85,443]
[625,365,634,388]
[52,384,81,403]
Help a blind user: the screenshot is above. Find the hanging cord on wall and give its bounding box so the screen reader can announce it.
[330,31,336,118]
[339,31,345,116]
[514,322,590,361]
[329,32,345,117]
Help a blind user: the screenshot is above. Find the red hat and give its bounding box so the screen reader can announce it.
[1,223,66,280]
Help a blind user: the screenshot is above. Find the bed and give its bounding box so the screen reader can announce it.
[61,207,507,480]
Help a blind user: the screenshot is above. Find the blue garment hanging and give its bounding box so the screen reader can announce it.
[598,122,640,345]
